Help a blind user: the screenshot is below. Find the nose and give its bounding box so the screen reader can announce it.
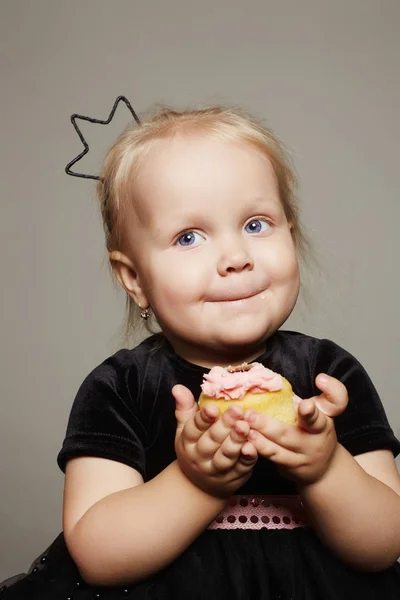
[217,239,254,276]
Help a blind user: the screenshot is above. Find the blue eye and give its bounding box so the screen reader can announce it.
[245,219,270,234]
[176,231,205,247]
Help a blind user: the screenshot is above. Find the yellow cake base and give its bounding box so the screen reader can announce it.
[198,377,297,425]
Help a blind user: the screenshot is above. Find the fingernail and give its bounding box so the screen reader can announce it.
[241,454,253,461]
[249,430,257,441]
[235,421,247,436]
[247,412,257,424]
[318,374,329,385]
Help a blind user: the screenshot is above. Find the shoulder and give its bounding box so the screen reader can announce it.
[274,331,400,457]
[71,334,170,413]
[81,333,167,385]
[270,330,369,396]
[275,330,357,366]
[57,334,168,474]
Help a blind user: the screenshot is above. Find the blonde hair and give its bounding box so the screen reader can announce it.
[96,105,310,346]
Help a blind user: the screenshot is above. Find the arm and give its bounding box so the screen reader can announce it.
[66,458,226,587]
[65,387,256,587]
[298,446,400,571]
[245,373,400,571]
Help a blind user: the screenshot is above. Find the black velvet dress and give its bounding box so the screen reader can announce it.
[2,330,400,599]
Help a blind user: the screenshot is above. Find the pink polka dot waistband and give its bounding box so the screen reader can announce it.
[208,495,308,530]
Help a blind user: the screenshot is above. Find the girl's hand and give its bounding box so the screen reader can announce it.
[173,385,257,498]
[244,375,348,485]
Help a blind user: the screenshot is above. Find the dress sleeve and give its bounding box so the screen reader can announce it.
[57,350,147,477]
[311,339,400,457]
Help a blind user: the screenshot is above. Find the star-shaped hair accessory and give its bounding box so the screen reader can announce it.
[65,96,141,181]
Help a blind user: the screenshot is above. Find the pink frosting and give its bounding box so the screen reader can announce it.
[201,363,283,400]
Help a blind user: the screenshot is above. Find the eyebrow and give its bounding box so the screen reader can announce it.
[237,196,283,221]
[245,195,281,209]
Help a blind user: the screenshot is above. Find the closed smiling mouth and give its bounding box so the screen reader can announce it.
[208,289,266,303]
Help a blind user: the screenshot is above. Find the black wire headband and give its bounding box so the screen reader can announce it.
[65,96,141,181]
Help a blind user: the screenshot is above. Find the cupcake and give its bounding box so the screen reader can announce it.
[198,362,297,425]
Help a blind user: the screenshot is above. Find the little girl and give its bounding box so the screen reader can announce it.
[2,105,400,599]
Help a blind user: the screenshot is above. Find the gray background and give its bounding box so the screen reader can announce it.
[1,0,399,580]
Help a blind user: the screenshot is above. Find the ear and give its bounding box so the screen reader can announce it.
[288,221,296,239]
[109,250,149,309]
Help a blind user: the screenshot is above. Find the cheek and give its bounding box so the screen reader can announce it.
[286,257,300,297]
[266,242,299,282]
[155,253,211,295]
[144,265,201,308]
[287,251,300,282]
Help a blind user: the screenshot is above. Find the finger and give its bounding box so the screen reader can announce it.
[248,429,300,466]
[196,405,245,456]
[292,394,302,411]
[236,453,258,475]
[181,404,221,444]
[313,374,349,417]
[240,440,258,463]
[297,399,327,434]
[173,385,198,435]
[211,420,251,471]
[194,403,221,431]
[244,410,301,452]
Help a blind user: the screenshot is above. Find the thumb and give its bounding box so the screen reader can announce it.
[172,384,198,434]
[297,398,326,433]
[313,374,348,417]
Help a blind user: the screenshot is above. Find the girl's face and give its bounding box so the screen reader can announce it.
[119,135,300,367]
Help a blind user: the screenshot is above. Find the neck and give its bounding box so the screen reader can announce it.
[165,336,269,369]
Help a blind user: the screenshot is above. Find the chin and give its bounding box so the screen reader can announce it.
[215,326,271,350]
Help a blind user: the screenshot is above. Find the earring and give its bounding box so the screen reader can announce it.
[139,306,150,320]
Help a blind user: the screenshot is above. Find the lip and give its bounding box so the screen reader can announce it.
[219,293,257,303]
[208,288,266,303]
